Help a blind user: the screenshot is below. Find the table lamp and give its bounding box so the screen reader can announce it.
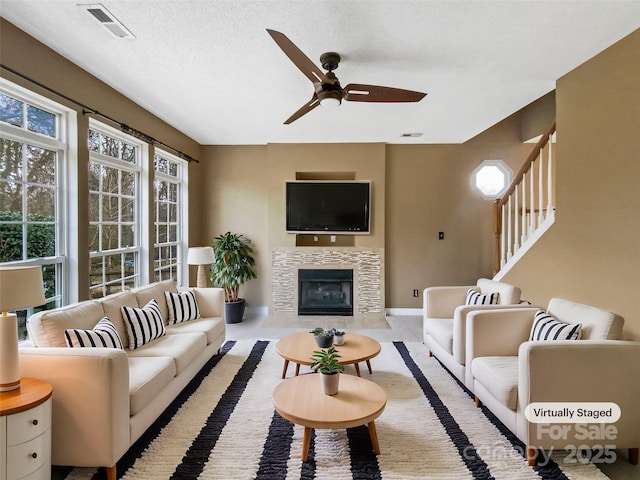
[187,247,215,288]
[0,265,45,392]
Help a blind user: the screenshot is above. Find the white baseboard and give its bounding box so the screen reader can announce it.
[385,308,422,316]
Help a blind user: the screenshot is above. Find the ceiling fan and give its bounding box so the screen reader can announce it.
[266,29,427,124]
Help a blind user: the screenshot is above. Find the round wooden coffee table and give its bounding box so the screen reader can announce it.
[272,373,387,461]
[275,332,381,379]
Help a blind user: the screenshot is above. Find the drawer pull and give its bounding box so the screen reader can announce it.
[32,419,39,426]
[31,452,38,459]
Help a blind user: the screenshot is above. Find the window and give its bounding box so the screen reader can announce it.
[88,121,144,298]
[154,150,187,284]
[472,160,513,199]
[0,81,73,340]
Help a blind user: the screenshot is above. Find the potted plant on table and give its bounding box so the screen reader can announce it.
[310,346,344,395]
[310,327,334,348]
[332,329,346,345]
[210,232,257,324]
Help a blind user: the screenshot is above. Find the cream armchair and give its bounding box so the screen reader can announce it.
[423,278,522,389]
[466,298,639,466]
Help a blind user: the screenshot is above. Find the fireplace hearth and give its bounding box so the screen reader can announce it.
[298,269,353,316]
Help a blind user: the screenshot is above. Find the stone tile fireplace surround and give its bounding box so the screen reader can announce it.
[271,248,384,321]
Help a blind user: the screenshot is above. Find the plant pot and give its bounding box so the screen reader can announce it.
[225,298,246,324]
[333,334,345,346]
[320,372,340,395]
[314,335,333,348]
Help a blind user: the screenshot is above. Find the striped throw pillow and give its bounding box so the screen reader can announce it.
[466,289,499,305]
[121,299,166,350]
[64,316,123,349]
[529,309,582,341]
[165,290,201,324]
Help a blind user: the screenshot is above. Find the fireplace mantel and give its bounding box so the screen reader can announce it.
[270,247,384,320]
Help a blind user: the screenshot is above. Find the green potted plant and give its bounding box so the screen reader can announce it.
[333,329,346,346]
[210,232,257,324]
[310,346,344,395]
[310,327,334,348]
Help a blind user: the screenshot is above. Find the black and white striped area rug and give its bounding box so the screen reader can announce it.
[63,340,610,480]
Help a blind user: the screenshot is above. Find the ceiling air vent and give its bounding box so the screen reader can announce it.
[81,4,136,39]
[401,132,423,138]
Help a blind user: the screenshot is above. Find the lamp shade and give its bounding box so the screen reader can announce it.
[0,266,45,313]
[187,247,215,265]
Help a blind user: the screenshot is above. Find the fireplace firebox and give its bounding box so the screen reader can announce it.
[298,269,353,316]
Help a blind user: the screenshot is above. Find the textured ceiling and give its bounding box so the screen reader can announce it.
[1,1,639,145]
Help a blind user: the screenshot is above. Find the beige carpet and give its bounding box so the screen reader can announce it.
[261,312,390,330]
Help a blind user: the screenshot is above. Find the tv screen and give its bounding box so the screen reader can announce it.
[286,181,371,234]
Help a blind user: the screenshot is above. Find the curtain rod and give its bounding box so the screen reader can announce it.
[1,63,199,163]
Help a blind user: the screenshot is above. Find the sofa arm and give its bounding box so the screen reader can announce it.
[452,304,535,364]
[193,287,225,319]
[19,347,130,469]
[466,307,538,360]
[423,286,473,319]
[519,340,640,448]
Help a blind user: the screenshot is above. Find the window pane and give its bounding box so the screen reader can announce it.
[122,143,135,163]
[89,163,101,191]
[124,252,135,276]
[89,224,100,252]
[90,256,104,286]
[89,193,100,222]
[103,166,119,194]
[88,130,100,152]
[0,93,23,127]
[27,105,56,137]
[121,171,135,196]
[26,145,55,184]
[154,155,167,174]
[157,224,167,243]
[102,195,118,223]
[169,203,177,222]
[169,183,177,202]
[27,185,55,217]
[102,134,119,158]
[102,224,119,250]
[27,223,55,258]
[121,198,134,222]
[41,264,58,300]
[0,139,23,181]
[168,161,178,177]
[0,222,22,262]
[157,202,168,222]
[105,253,121,283]
[0,179,22,213]
[168,225,177,242]
[121,224,134,247]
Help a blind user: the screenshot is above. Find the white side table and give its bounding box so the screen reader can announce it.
[0,378,52,480]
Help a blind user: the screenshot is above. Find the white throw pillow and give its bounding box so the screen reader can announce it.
[466,289,499,305]
[64,316,123,349]
[165,290,201,324]
[121,299,166,350]
[529,309,582,341]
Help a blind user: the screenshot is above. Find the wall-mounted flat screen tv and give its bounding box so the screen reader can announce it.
[286,181,371,234]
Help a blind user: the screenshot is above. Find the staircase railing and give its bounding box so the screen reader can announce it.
[493,121,556,276]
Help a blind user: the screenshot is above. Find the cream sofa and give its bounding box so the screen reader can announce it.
[467,298,639,466]
[19,280,226,480]
[423,278,522,389]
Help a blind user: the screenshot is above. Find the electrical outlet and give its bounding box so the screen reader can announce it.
[413,289,419,297]
[438,231,444,240]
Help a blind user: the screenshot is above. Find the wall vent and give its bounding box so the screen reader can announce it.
[80,4,136,39]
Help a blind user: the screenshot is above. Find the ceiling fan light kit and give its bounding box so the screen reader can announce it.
[266,29,426,123]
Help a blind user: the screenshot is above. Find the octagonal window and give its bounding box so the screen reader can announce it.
[472,160,513,199]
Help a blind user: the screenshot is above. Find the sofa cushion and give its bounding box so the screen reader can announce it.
[27,300,105,347]
[547,298,624,340]
[64,317,124,349]
[166,317,225,345]
[128,356,176,416]
[121,299,166,350]
[133,280,177,325]
[99,291,139,349]
[529,309,581,341]
[127,331,207,375]
[472,356,519,411]
[466,289,499,306]
[165,290,201,324]
[424,318,454,354]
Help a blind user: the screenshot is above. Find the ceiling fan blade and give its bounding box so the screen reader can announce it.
[284,95,321,124]
[343,84,427,103]
[266,29,333,85]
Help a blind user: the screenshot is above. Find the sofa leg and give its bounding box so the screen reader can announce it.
[474,396,482,408]
[106,465,116,480]
[629,448,638,465]
[428,350,432,357]
[526,447,536,466]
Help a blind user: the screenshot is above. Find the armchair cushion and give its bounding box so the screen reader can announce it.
[529,309,581,341]
[466,289,499,305]
[471,356,519,410]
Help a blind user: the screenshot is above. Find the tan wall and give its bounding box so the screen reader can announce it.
[501,29,640,340]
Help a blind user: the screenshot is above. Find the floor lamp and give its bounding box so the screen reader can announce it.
[187,247,215,288]
[0,265,45,392]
